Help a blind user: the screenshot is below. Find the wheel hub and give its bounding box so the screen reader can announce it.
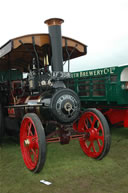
[64,102,72,112]
[24,137,37,149]
[88,129,98,141]
[24,139,30,146]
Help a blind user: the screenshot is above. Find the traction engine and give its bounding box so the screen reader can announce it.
[0,18,111,173]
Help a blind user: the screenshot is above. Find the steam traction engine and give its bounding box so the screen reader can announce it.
[0,18,111,173]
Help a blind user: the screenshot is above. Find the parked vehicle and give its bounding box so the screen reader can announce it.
[0,18,111,173]
[67,64,128,127]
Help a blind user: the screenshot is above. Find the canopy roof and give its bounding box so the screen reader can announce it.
[0,33,87,72]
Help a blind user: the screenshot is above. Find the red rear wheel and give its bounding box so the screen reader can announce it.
[74,109,111,160]
[20,113,46,173]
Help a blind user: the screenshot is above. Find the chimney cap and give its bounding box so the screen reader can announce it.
[44,18,64,26]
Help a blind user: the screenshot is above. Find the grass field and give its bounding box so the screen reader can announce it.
[0,126,128,193]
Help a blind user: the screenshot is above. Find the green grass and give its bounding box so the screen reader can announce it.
[0,127,128,193]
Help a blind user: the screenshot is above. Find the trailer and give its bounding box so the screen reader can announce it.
[66,64,128,127]
[0,18,111,173]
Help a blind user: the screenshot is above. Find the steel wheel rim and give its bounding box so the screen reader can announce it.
[20,117,39,170]
[78,112,105,158]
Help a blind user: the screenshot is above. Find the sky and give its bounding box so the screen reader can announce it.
[0,0,128,72]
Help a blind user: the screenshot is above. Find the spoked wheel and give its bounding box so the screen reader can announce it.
[20,113,46,173]
[75,109,111,160]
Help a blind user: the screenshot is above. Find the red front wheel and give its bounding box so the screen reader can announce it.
[20,113,46,173]
[74,109,111,160]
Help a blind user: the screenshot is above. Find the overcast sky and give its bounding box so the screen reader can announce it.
[1,0,128,72]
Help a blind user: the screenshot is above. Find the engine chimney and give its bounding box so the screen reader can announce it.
[44,18,64,72]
